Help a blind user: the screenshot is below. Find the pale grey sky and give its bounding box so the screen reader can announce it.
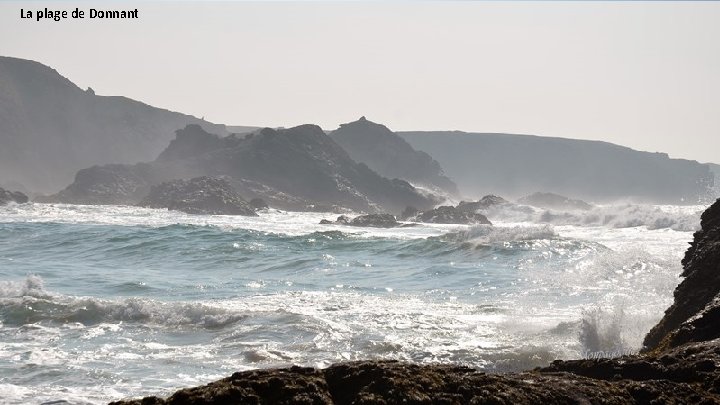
[2,1,719,163]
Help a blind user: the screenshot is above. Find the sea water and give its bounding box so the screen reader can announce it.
[0,202,706,404]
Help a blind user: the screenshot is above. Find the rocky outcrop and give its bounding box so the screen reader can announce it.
[330,117,459,197]
[38,164,153,205]
[456,195,509,213]
[644,198,720,352]
[0,187,28,205]
[320,214,400,228]
[414,206,492,225]
[518,192,593,211]
[137,176,257,216]
[50,124,437,213]
[0,56,236,193]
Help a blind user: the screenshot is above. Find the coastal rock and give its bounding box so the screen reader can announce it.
[330,117,459,197]
[456,195,509,213]
[413,205,492,225]
[53,124,437,213]
[320,214,400,228]
[0,187,28,205]
[40,163,152,205]
[249,198,269,210]
[518,192,593,211]
[137,176,257,216]
[644,198,720,351]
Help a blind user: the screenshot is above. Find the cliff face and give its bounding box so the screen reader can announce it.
[330,117,459,197]
[644,198,720,351]
[111,199,720,404]
[0,56,231,193]
[400,131,714,204]
[49,124,437,214]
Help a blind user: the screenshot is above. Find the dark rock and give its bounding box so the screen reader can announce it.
[0,187,29,205]
[137,176,257,216]
[414,205,492,225]
[39,163,153,205]
[399,206,420,221]
[249,198,269,210]
[320,214,399,228]
[518,192,593,211]
[330,117,459,197]
[644,198,720,352]
[456,195,509,212]
[52,124,437,213]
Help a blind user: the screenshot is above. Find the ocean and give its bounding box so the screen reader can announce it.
[0,202,706,404]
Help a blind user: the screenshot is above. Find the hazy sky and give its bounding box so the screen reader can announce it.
[2,1,719,163]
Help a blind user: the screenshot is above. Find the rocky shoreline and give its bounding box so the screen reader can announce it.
[111,198,720,404]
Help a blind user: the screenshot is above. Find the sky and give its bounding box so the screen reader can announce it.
[1,1,719,164]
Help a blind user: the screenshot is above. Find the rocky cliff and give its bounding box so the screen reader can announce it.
[400,131,714,204]
[0,56,233,193]
[49,124,437,214]
[330,117,459,197]
[111,199,720,404]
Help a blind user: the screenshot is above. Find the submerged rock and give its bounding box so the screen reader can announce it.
[0,187,28,205]
[137,176,257,216]
[518,192,593,211]
[320,214,400,228]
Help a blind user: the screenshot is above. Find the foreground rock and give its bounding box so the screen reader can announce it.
[0,187,28,205]
[518,192,593,211]
[137,176,257,216]
[321,214,400,228]
[112,199,720,404]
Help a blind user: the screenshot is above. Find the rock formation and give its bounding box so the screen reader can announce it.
[518,192,593,211]
[320,214,400,228]
[0,187,28,205]
[47,124,437,213]
[330,117,459,197]
[111,199,720,404]
[456,195,509,213]
[0,56,238,193]
[137,176,257,216]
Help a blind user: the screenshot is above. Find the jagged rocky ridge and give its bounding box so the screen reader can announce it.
[112,200,720,404]
[330,117,459,197]
[47,124,437,214]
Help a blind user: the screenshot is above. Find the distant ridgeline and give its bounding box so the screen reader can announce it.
[399,131,715,204]
[0,55,715,204]
[0,56,235,193]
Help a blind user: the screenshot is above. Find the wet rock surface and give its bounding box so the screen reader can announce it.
[137,176,257,216]
[321,214,400,228]
[0,187,29,205]
[111,199,720,404]
[407,205,492,225]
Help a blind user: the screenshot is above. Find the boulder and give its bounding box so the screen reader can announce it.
[249,198,269,210]
[456,194,508,212]
[137,176,257,216]
[0,187,29,205]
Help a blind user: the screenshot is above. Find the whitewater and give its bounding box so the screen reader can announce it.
[0,202,707,404]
